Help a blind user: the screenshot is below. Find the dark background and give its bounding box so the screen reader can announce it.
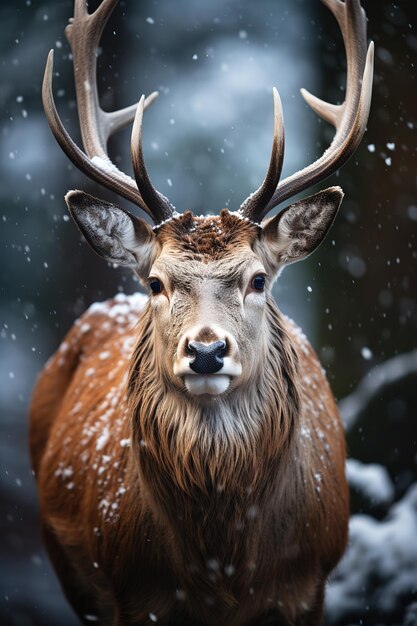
[1,0,416,624]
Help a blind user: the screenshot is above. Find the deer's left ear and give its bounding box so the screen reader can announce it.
[261,187,344,269]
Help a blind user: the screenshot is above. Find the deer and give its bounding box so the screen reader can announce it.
[30,0,373,624]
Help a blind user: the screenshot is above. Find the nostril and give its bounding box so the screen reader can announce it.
[216,340,227,358]
[185,341,195,356]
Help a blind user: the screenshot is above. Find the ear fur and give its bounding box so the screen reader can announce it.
[65,190,156,276]
[261,186,344,269]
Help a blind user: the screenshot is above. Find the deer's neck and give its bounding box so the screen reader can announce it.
[127,302,301,565]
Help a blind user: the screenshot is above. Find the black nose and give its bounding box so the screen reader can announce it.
[188,340,226,375]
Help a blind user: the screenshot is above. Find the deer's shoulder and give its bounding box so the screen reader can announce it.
[30,293,148,471]
[69,291,149,355]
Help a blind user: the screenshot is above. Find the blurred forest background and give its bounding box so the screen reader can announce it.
[1,0,416,624]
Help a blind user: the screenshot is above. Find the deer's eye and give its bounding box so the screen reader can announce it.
[251,274,266,292]
[149,278,163,294]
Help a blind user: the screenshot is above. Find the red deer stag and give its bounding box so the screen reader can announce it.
[30,0,373,624]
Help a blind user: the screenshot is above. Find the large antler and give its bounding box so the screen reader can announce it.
[42,0,175,224]
[239,0,374,223]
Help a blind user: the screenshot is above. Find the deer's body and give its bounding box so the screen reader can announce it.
[32,0,373,623]
[31,288,347,626]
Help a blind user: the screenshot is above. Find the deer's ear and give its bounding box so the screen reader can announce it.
[65,190,157,276]
[261,187,343,269]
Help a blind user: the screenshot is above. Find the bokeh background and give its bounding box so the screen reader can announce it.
[1,0,416,624]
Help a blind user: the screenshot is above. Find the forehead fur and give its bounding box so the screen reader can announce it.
[154,209,261,261]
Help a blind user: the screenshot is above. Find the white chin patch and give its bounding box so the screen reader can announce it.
[184,375,230,396]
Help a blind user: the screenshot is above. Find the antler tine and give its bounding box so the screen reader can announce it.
[65,0,158,159]
[106,91,159,137]
[316,0,367,130]
[43,0,173,223]
[257,0,373,217]
[239,88,285,222]
[131,96,176,223]
[266,41,374,211]
[42,49,152,215]
[73,0,88,19]
[67,1,129,156]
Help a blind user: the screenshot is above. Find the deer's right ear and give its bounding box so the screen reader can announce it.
[65,190,157,277]
[260,187,343,272]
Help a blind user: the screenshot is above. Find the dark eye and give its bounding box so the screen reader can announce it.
[251,274,266,292]
[149,278,163,294]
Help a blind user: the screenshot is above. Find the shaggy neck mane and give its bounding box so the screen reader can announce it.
[127,300,300,542]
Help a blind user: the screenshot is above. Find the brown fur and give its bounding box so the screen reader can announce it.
[30,213,348,626]
[156,211,260,261]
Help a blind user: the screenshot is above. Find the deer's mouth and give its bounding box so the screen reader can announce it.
[183,374,231,397]
[175,359,242,397]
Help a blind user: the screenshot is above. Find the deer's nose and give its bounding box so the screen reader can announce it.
[187,340,227,375]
